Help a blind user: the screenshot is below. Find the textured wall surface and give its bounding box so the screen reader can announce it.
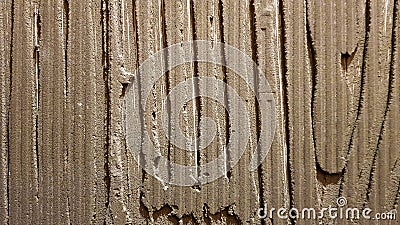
[0,0,399,224]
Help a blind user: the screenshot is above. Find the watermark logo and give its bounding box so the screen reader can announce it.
[336,197,347,207]
[125,40,276,186]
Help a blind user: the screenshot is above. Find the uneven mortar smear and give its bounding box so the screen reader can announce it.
[134,0,180,222]
[152,0,205,219]
[132,0,269,223]
[253,0,290,224]
[104,1,146,224]
[158,0,199,216]
[382,0,400,212]
[220,0,261,223]
[135,0,238,222]
[162,0,197,188]
[64,0,107,223]
[307,1,400,225]
[8,1,40,224]
[308,0,365,176]
[193,0,232,221]
[162,0,199,213]
[305,1,364,219]
[349,0,398,214]
[106,0,148,224]
[2,0,400,224]
[139,203,242,224]
[0,1,12,224]
[367,0,399,217]
[195,0,230,218]
[280,0,320,224]
[37,0,71,224]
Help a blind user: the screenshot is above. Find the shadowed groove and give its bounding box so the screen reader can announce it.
[189,0,201,184]
[159,0,172,183]
[63,0,69,97]
[339,0,371,197]
[217,0,231,182]
[306,0,343,182]
[277,0,294,224]
[100,0,113,223]
[248,1,266,224]
[6,0,15,222]
[363,0,398,208]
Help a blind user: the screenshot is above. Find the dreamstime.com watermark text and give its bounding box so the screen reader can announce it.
[257,197,397,221]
